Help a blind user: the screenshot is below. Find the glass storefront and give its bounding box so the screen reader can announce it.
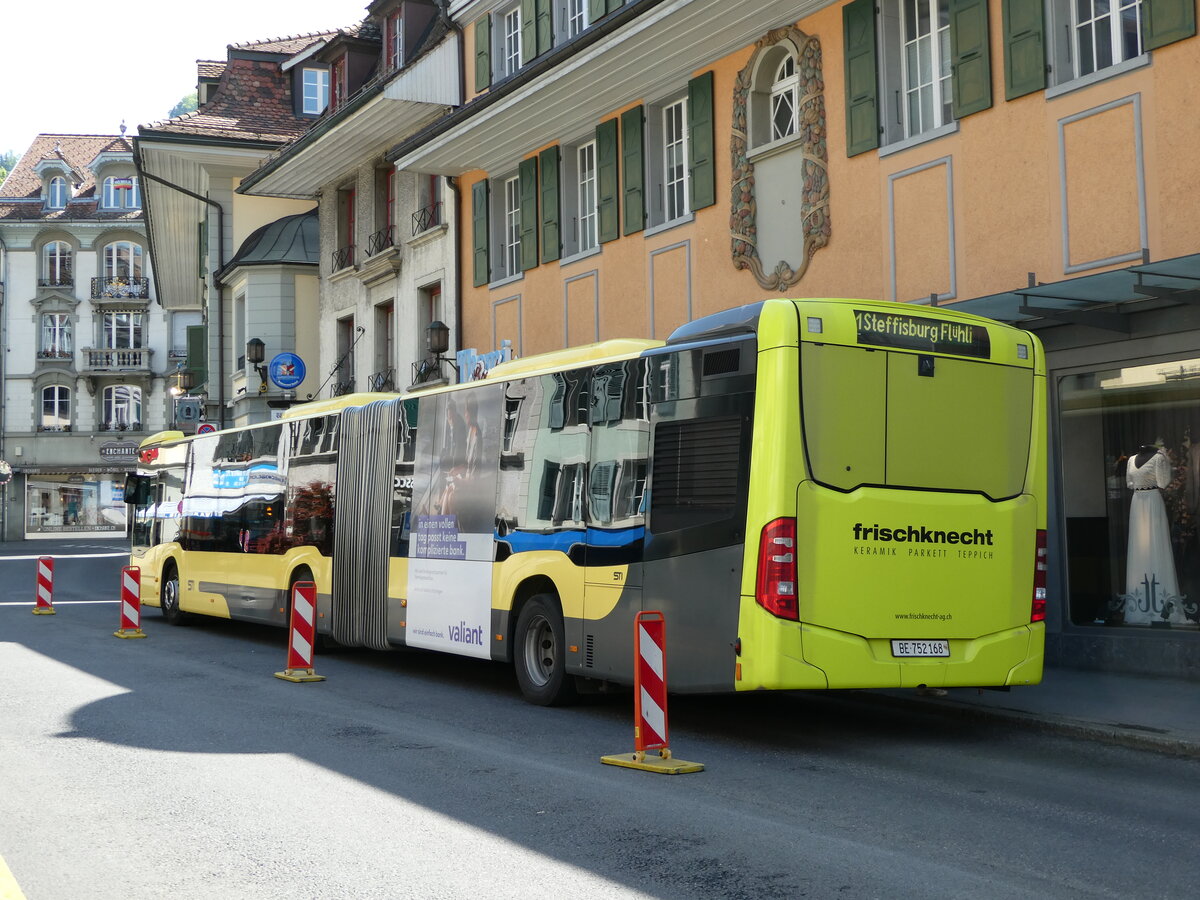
[1060,358,1200,631]
[24,473,128,536]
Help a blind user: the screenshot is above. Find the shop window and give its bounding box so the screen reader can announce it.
[1058,362,1200,631]
[25,474,126,535]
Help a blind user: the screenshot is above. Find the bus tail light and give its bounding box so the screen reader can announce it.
[756,517,798,621]
[1031,529,1047,622]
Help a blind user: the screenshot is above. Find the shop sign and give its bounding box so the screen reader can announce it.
[269,353,306,390]
[99,441,139,460]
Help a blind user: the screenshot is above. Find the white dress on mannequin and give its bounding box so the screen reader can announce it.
[1123,449,1186,625]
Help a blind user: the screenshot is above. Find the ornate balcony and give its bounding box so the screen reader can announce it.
[91,276,150,300]
[38,275,74,289]
[81,347,152,372]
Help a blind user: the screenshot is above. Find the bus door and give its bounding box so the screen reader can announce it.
[582,359,649,681]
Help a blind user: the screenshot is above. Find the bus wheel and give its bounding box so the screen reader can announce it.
[514,594,577,706]
[161,563,187,626]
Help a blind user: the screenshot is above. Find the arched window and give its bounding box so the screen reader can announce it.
[102,385,142,431]
[104,241,144,278]
[102,177,140,209]
[40,386,71,431]
[770,55,799,141]
[40,241,73,286]
[47,177,68,209]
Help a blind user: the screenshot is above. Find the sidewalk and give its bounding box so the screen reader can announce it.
[863,667,1200,758]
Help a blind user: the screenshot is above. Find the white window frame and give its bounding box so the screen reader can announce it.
[47,177,68,209]
[770,56,799,141]
[104,241,143,279]
[576,141,598,254]
[644,92,692,229]
[41,385,71,430]
[103,311,144,350]
[501,6,522,78]
[389,11,405,70]
[560,0,588,42]
[503,175,521,278]
[1072,0,1144,79]
[102,385,142,430]
[41,241,72,284]
[302,67,329,114]
[900,0,953,139]
[662,98,689,223]
[41,314,72,357]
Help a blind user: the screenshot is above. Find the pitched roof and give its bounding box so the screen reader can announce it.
[197,59,227,80]
[140,33,335,144]
[0,134,141,221]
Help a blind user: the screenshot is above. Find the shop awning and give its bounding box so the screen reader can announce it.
[944,253,1200,333]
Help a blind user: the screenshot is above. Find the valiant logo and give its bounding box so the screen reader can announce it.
[853,523,995,546]
[448,621,485,646]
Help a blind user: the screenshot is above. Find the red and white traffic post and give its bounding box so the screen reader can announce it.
[32,556,55,615]
[113,566,147,639]
[601,611,703,774]
[274,581,325,682]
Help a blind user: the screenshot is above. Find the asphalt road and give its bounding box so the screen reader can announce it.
[2,548,1199,899]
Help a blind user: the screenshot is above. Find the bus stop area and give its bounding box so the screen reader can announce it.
[857,667,1200,759]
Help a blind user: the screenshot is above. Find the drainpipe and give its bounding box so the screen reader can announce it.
[134,164,228,428]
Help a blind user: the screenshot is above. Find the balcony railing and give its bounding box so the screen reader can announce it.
[38,275,74,288]
[91,276,150,300]
[367,226,395,256]
[367,367,395,392]
[412,201,443,236]
[37,349,73,361]
[38,424,73,433]
[98,421,143,433]
[331,377,356,397]
[81,347,152,370]
[332,245,355,271]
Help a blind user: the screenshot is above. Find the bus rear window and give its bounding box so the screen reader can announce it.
[801,344,1033,499]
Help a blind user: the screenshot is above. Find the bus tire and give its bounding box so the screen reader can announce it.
[514,594,577,707]
[160,563,187,626]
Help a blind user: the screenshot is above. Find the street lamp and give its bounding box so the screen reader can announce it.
[424,320,458,380]
[246,338,268,393]
[168,363,194,397]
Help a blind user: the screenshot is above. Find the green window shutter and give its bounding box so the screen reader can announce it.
[687,71,715,211]
[596,118,620,243]
[1003,0,1046,100]
[536,0,553,56]
[540,146,561,263]
[185,324,207,389]
[521,0,536,64]
[949,0,993,118]
[474,16,491,92]
[842,0,879,157]
[1144,0,1197,50]
[519,156,539,271]
[472,180,490,286]
[621,105,645,235]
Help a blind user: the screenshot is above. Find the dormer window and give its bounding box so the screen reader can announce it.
[102,176,141,209]
[47,177,68,209]
[302,67,330,114]
[386,9,404,71]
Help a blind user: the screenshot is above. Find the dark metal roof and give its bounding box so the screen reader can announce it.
[944,253,1200,334]
[219,210,318,279]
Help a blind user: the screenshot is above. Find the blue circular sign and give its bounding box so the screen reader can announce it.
[268,353,306,390]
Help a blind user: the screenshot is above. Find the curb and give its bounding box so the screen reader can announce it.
[840,690,1200,760]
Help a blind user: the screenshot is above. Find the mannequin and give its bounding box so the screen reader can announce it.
[1120,442,1186,625]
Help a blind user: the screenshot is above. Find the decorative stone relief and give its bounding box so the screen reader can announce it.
[731,26,830,290]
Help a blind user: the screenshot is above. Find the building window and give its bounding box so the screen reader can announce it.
[501,6,522,78]
[47,177,68,209]
[770,55,799,141]
[565,0,588,39]
[901,0,953,138]
[102,385,142,431]
[414,174,442,234]
[40,241,73,286]
[503,175,521,278]
[386,9,404,70]
[335,187,356,269]
[103,312,144,349]
[40,386,71,431]
[1058,359,1200,631]
[560,140,598,257]
[102,177,140,209]
[104,241,143,278]
[40,314,72,358]
[663,98,688,223]
[1072,0,1143,78]
[302,67,329,114]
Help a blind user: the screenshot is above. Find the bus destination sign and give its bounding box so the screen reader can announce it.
[854,310,990,359]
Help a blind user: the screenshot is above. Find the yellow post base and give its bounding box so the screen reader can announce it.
[113,629,147,639]
[600,750,704,774]
[274,669,326,683]
[31,607,56,616]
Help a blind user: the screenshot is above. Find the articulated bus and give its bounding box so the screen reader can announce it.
[126,298,1047,704]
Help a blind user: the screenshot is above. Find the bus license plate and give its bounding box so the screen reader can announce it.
[890,639,950,658]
